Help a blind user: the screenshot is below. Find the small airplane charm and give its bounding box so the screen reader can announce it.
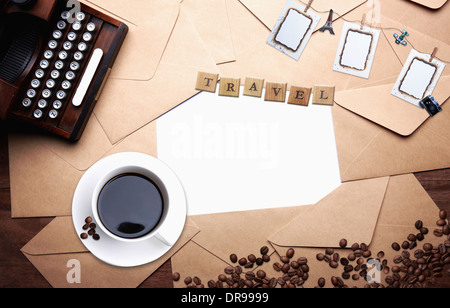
[394,30,409,46]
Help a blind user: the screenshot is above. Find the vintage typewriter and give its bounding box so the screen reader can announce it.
[0,0,127,141]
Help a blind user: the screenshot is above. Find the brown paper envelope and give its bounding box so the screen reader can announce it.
[269,174,443,288]
[183,176,389,269]
[92,7,220,144]
[85,0,180,81]
[238,0,367,31]
[20,216,200,288]
[408,0,448,11]
[268,176,390,248]
[182,0,236,65]
[333,102,450,182]
[8,120,157,218]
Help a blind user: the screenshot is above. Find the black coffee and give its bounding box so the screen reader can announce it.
[97,173,164,239]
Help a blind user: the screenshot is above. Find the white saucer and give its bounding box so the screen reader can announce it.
[72,152,187,267]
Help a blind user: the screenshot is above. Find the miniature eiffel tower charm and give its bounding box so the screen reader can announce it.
[319,9,335,35]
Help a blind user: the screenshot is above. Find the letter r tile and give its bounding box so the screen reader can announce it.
[219,77,241,97]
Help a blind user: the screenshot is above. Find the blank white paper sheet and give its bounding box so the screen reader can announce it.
[157,87,342,216]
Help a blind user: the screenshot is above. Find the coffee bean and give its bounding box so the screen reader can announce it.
[248,254,257,263]
[443,225,450,236]
[260,246,269,255]
[437,219,447,227]
[423,243,433,251]
[316,253,325,261]
[439,210,447,220]
[325,248,334,255]
[415,220,423,230]
[80,233,88,240]
[193,276,202,285]
[421,227,429,235]
[82,224,89,230]
[184,276,192,285]
[92,234,100,241]
[262,254,270,262]
[286,248,295,259]
[339,239,348,248]
[238,258,247,266]
[407,234,417,242]
[273,262,282,272]
[172,272,180,281]
[362,250,372,258]
[85,216,93,224]
[329,261,338,268]
[257,270,266,279]
[281,263,290,273]
[280,256,290,264]
[434,229,443,237]
[318,277,326,288]
[402,241,410,249]
[230,254,238,263]
[351,243,360,251]
[208,280,216,288]
[244,262,254,269]
[392,242,401,251]
[224,266,234,274]
[416,233,424,241]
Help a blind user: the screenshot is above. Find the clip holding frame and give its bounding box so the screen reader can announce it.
[360,13,366,30]
[304,0,313,13]
[419,95,442,117]
[430,47,438,62]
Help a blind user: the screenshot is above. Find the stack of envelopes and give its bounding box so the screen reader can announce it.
[10,0,450,287]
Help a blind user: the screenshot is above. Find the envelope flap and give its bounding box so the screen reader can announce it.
[408,0,448,9]
[268,177,390,248]
[239,0,367,30]
[21,217,87,256]
[86,0,181,81]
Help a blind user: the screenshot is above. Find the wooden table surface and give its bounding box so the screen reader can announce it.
[0,121,449,288]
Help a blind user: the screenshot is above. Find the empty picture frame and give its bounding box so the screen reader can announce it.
[392,49,445,107]
[333,22,380,79]
[267,0,320,61]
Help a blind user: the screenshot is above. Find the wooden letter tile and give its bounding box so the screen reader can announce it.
[196,72,219,93]
[312,85,335,106]
[264,82,287,102]
[287,86,312,106]
[219,77,241,97]
[243,77,265,98]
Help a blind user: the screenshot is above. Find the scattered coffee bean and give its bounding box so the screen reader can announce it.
[437,219,447,227]
[85,216,93,224]
[80,233,88,240]
[92,234,100,241]
[172,272,180,281]
[318,277,325,288]
[260,246,269,255]
[339,239,348,248]
[392,242,401,251]
[415,220,423,230]
[439,210,447,220]
[286,248,295,259]
[248,254,257,263]
[230,254,237,263]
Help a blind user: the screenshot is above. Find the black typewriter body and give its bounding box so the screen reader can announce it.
[0,0,127,141]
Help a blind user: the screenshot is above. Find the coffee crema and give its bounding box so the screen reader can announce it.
[97,173,164,239]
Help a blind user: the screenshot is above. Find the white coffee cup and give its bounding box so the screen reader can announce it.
[91,153,186,246]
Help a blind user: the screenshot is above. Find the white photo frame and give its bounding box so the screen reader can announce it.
[267,0,320,61]
[391,49,445,107]
[333,22,380,79]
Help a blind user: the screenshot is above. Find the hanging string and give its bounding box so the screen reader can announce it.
[296,0,450,64]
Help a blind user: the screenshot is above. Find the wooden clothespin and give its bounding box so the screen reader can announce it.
[430,47,438,62]
[360,13,366,30]
[304,0,313,13]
